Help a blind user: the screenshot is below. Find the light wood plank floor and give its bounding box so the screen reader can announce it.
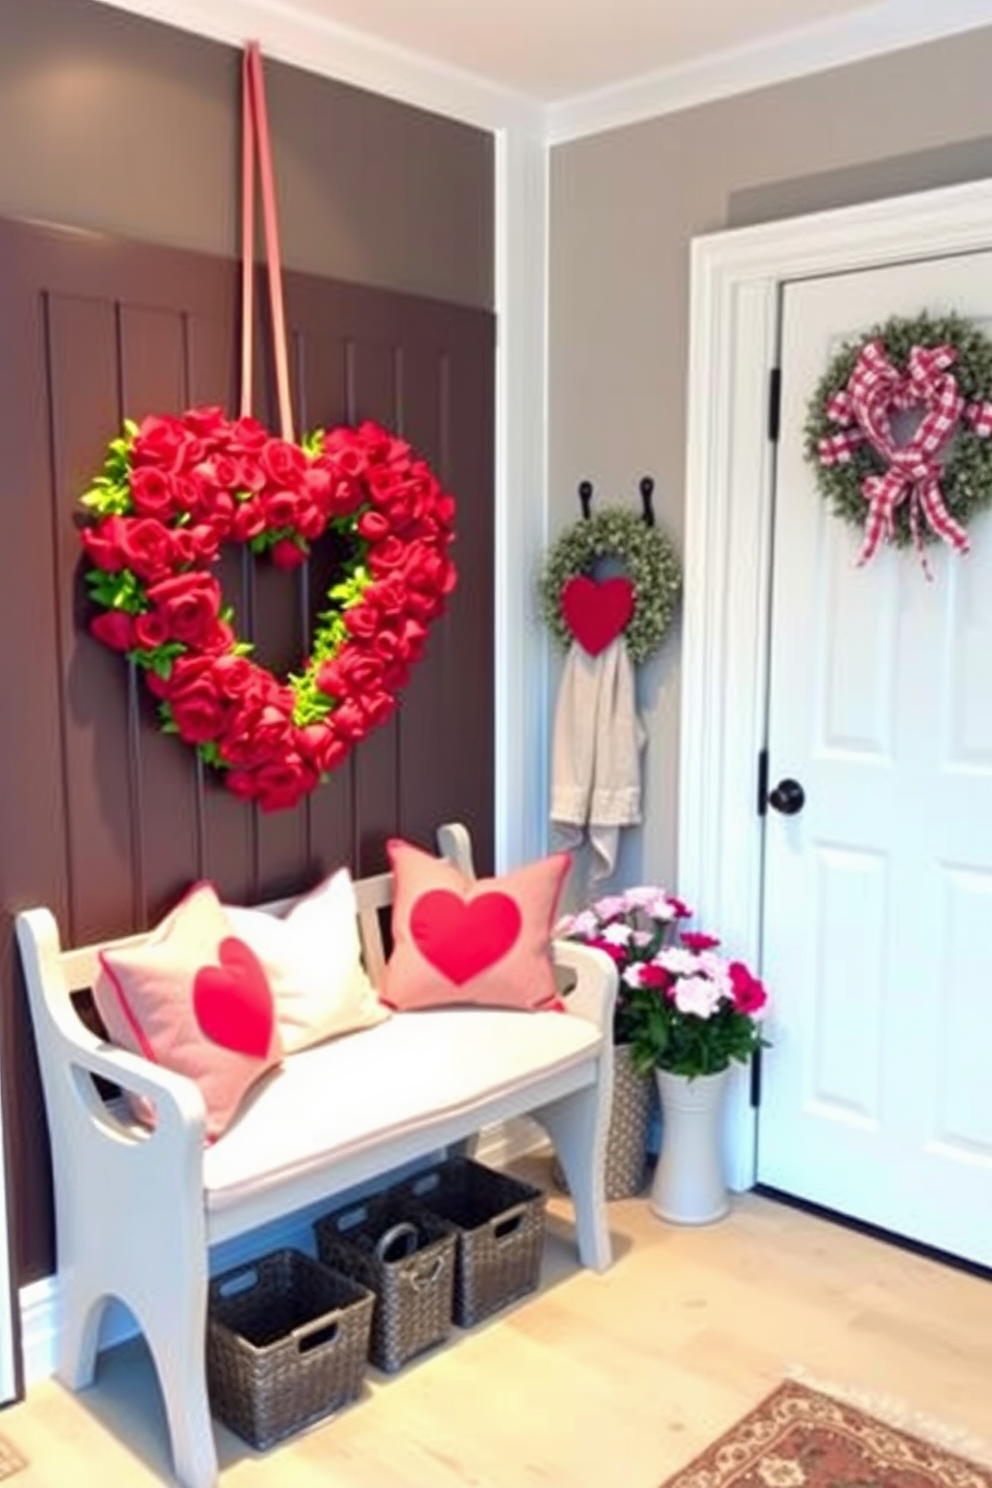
[3,1162,991,1487]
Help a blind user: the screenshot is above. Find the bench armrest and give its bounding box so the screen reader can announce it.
[552,939,617,1038]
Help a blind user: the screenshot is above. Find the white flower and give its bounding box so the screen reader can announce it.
[631,929,654,949]
[657,946,699,977]
[756,1458,806,1487]
[672,975,722,1019]
[560,909,598,939]
[591,894,627,921]
[601,922,633,947]
[698,950,733,998]
[622,964,644,988]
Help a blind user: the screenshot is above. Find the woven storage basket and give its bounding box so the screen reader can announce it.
[401,1158,547,1328]
[206,1249,375,1450]
[314,1195,457,1374]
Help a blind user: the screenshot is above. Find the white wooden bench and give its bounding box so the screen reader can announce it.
[15,823,615,1488]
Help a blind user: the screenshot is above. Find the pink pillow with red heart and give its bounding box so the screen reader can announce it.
[381,838,570,1012]
[93,882,283,1140]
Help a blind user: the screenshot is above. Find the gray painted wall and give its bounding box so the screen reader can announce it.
[0,0,493,309]
[549,25,992,898]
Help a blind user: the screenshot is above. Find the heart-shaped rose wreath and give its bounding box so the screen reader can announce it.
[79,406,456,811]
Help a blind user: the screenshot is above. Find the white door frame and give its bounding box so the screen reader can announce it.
[679,174,992,1190]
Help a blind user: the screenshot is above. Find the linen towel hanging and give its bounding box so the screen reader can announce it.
[550,635,645,882]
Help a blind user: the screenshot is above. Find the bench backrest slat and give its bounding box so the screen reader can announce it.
[55,869,397,995]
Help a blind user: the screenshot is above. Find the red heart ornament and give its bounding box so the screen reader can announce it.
[409,889,522,984]
[560,575,635,656]
[193,937,274,1058]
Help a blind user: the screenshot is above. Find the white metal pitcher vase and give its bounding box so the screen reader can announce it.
[650,1067,731,1224]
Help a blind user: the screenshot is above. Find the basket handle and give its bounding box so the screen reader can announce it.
[292,1310,342,1354]
[373,1221,420,1265]
[408,1254,446,1290]
[215,1264,261,1299]
[490,1204,529,1243]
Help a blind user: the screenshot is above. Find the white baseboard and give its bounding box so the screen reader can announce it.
[19,1122,553,1387]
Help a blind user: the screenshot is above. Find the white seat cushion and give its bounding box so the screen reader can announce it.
[204,1007,601,1212]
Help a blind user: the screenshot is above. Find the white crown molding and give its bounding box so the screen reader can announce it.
[547,0,992,145]
[86,0,546,134]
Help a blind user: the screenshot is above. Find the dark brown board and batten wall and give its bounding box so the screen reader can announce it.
[0,0,495,1303]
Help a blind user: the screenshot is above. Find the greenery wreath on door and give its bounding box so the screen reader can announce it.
[804,311,992,570]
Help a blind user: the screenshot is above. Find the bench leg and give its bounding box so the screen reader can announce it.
[57,1286,105,1390]
[538,1083,613,1272]
[139,1272,217,1488]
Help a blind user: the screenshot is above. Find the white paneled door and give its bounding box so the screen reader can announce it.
[757,251,992,1266]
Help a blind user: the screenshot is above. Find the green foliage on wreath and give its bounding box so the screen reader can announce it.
[804,311,992,548]
[540,507,681,665]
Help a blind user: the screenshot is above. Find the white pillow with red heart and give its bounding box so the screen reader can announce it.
[224,867,388,1054]
[381,837,570,1012]
[93,881,283,1141]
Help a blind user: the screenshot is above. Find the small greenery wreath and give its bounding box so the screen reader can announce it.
[804,311,992,553]
[540,507,681,665]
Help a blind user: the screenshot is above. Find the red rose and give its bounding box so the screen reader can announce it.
[321,429,369,479]
[145,573,222,646]
[90,611,134,651]
[182,406,229,440]
[263,490,302,530]
[170,524,221,568]
[363,575,408,620]
[131,611,172,650]
[358,510,391,543]
[367,535,407,575]
[395,618,428,660]
[233,456,267,494]
[216,699,294,768]
[209,654,261,701]
[230,498,267,543]
[228,416,269,456]
[131,415,202,474]
[116,518,176,583]
[260,438,307,488]
[297,722,350,774]
[358,690,395,727]
[370,630,411,687]
[227,753,317,812]
[270,538,308,571]
[316,648,385,701]
[193,454,240,493]
[330,698,368,741]
[162,657,234,743]
[81,516,129,573]
[129,467,178,520]
[343,603,379,641]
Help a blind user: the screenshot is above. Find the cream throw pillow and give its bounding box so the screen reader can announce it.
[225,867,388,1053]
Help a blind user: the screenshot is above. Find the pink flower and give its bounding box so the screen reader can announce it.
[681,931,721,952]
[672,975,723,1019]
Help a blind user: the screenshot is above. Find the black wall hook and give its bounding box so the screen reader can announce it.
[639,476,656,527]
[578,479,594,520]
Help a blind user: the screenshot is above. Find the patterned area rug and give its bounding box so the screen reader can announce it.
[660,1382,992,1488]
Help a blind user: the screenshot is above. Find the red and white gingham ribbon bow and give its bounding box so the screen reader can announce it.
[818,340,992,570]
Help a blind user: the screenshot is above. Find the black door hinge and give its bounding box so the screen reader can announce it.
[757,746,769,817]
[767,367,782,443]
[750,1046,763,1108]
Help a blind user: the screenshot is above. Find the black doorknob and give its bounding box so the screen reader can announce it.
[768,778,805,815]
